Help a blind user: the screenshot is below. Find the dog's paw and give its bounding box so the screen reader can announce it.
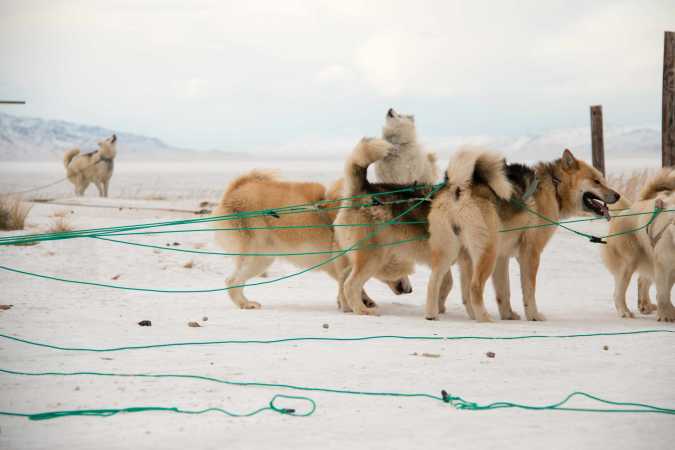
[639,302,657,315]
[526,311,546,321]
[352,305,379,316]
[656,307,675,323]
[240,301,261,310]
[425,314,439,321]
[619,309,635,319]
[438,303,446,314]
[500,310,521,320]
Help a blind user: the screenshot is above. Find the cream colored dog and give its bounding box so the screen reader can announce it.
[375,108,438,185]
[63,134,117,197]
[602,168,675,321]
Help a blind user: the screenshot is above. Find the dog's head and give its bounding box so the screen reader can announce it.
[382,108,417,145]
[557,149,620,220]
[97,134,118,158]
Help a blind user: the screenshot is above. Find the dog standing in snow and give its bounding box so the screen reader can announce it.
[63,134,117,197]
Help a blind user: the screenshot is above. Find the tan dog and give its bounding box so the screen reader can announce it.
[63,134,117,197]
[601,168,675,321]
[334,139,512,317]
[212,162,412,311]
[449,149,620,322]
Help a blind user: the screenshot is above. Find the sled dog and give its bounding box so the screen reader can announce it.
[63,134,117,197]
[375,108,438,185]
[601,168,675,321]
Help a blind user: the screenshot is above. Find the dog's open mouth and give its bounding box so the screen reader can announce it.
[583,192,610,220]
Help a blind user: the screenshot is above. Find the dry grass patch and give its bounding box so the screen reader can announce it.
[48,217,73,233]
[0,196,32,231]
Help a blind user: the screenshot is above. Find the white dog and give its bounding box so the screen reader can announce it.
[374,108,438,184]
[63,134,117,197]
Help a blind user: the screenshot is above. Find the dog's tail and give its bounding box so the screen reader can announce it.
[213,170,279,251]
[344,137,393,195]
[445,147,512,201]
[639,168,675,201]
[63,148,80,168]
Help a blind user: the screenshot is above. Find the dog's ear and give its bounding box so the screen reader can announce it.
[561,149,578,171]
[387,108,396,118]
[111,134,117,143]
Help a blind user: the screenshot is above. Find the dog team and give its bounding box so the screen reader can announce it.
[211,108,674,322]
[64,109,674,322]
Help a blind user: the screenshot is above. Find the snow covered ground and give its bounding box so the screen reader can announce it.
[0,160,673,450]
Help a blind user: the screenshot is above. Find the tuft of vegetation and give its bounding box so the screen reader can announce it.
[0,196,32,231]
[48,217,73,233]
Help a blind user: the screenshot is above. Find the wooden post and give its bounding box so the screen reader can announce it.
[590,105,605,175]
[663,31,675,167]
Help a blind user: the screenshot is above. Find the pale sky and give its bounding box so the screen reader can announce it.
[1,0,673,151]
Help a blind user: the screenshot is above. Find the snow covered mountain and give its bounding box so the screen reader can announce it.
[429,126,660,162]
[0,113,187,160]
[0,112,661,162]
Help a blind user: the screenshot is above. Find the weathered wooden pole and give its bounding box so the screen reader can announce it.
[590,105,605,175]
[663,31,675,167]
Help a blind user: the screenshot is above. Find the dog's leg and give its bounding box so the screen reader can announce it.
[75,176,86,196]
[493,255,519,320]
[517,246,545,321]
[343,253,380,315]
[612,266,635,318]
[103,179,110,197]
[469,244,497,323]
[426,249,453,320]
[226,255,274,309]
[94,181,104,197]
[458,250,475,320]
[654,254,675,323]
[637,276,657,315]
[438,271,453,314]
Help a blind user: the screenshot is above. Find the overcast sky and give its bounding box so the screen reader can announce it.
[1,0,673,151]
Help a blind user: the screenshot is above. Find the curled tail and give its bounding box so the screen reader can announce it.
[63,148,80,168]
[639,168,675,201]
[445,147,512,201]
[344,137,393,195]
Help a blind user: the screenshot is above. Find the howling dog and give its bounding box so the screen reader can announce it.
[212,154,412,311]
[63,134,117,197]
[333,138,467,316]
[335,143,620,321]
[375,108,438,185]
[601,168,675,321]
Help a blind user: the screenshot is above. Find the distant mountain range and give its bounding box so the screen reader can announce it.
[0,112,661,162]
[431,126,660,161]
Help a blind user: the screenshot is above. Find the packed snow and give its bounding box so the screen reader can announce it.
[0,160,673,450]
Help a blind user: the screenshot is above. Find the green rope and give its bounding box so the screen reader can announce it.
[0,329,671,353]
[499,208,675,234]
[91,234,427,257]
[0,184,442,292]
[507,199,670,243]
[0,394,315,421]
[0,183,443,246]
[0,368,672,418]
[103,221,429,237]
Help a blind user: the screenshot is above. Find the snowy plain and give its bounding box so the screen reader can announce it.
[0,158,673,450]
